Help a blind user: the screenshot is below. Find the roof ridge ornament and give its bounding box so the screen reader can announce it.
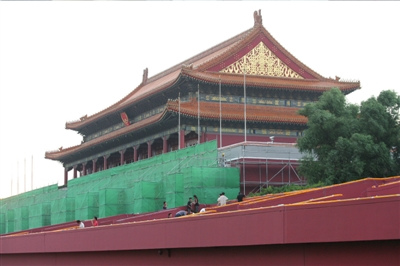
[142,68,148,84]
[253,9,262,28]
[182,63,194,70]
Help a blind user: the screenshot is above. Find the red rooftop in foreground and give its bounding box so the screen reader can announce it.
[1,177,399,265]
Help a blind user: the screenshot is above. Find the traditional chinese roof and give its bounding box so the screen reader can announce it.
[169,98,307,125]
[46,98,306,162]
[65,10,360,131]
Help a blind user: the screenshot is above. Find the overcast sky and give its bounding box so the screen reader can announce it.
[1,2,399,199]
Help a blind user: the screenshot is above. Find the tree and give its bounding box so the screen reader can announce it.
[297,88,400,185]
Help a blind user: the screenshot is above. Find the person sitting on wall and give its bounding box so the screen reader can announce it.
[187,197,193,212]
[91,216,98,226]
[175,210,188,217]
[193,195,199,213]
[237,191,245,202]
[217,192,228,206]
[163,201,167,210]
[76,220,85,228]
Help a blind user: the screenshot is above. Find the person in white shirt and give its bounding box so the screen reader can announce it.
[217,192,228,206]
[76,220,85,228]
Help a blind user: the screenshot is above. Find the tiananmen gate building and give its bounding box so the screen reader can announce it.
[45,10,360,194]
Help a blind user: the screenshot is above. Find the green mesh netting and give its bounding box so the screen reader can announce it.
[0,140,239,234]
[51,197,75,225]
[0,212,5,233]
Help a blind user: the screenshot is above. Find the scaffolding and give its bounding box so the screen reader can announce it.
[218,141,305,194]
[0,140,239,234]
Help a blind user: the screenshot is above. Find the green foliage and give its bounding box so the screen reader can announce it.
[297,88,400,185]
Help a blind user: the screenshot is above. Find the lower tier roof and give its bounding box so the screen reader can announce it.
[46,99,307,162]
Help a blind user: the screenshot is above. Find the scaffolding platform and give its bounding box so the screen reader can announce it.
[218,141,306,194]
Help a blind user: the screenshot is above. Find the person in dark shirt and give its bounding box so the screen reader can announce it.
[187,197,193,212]
[193,195,199,213]
[237,191,245,202]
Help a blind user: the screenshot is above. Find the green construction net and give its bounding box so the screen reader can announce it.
[0,140,239,234]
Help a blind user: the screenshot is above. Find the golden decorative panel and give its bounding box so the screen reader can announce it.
[220,42,303,79]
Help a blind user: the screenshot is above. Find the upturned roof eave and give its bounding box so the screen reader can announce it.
[47,109,171,161]
[64,28,254,132]
[181,69,361,94]
[167,99,308,125]
[65,81,147,131]
[65,72,185,132]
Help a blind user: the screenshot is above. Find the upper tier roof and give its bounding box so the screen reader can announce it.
[66,10,360,131]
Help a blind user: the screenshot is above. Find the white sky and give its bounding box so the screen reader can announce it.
[1,2,399,199]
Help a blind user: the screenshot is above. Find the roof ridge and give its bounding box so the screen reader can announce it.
[195,18,326,80]
[258,26,325,80]
[66,28,253,129]
[145,28,253,84]
[195,27,260,72]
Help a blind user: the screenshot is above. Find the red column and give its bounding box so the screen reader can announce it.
[64,168,68,186]
[201,132,206,144]
[82,163,86,177]
[73,165,77,179]
[147,141,153,159]
[120,149,126,165]
[103,155,108,170]
[133,146,138,162]
[179,129,185,149]
[163,136,168,153]
[92,159,97,173]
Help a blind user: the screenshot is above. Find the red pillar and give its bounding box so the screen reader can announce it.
[163,136,168,154]
[120,149,125,165]
[82,163,86,177]
[64,168,68,187]
[179,129,185,149]
[201,132,206,144]
[147,141,153,159]
[103,155,109,170]
[92,159,97,173]
[133,146,138,162]
[73,165,77,179]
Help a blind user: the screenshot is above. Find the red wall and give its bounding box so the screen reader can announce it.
[1,241,398,266]
[2,178,399,266]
